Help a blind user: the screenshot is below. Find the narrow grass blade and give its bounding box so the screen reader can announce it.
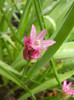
[1,34,16,48]
[27,2,74,80]
[66,28,74,42]
[49,0,73,26]
[0,0,5,10]
[1,9,23,46]
[0,60,22,76]
[11,48,27,70]
[33,0,62,86]
[0,39,2,60]
[21,60,30,81]
[43,0,62,15]
[34,0,46,30]
[11,0,21,15]
[18,70,74,100]
[50,58,61,86]
[0,60,40,85]
[17,0,32,40]
[0,60,36,98]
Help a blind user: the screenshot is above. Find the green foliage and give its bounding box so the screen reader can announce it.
[17,0,32,40]
[0,0,5,9]
[27,3,74,80]
[0,0,74,100]
[18,70,74,100]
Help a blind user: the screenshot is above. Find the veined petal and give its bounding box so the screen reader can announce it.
[39,47,47,50]
[30,50,41,60]
[62,80,67,91]
[36,29,46,40]
[67,82,72,89]
[69,89,74,95]
[41,40,56,48]
[30,24,36,43]
[23,48,30,61]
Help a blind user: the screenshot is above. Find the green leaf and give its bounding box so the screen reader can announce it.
[63,58,74,68]
[0,6,14,60]
[43,0,62,15]
[11,0,21,15]
[0,60,41,85]
[44,16,56,34]
[27,2,74,80]
[0,39,2,60]
[0,0,5,10]
[1,9,23,46]
[17,0,32,40]
[51,58,61,86]
[54,42,74,59]
[11,49,27,70]
[18,70,74,100]
[1,34,16,48]
[0,62,23,87]
[66,28,74,42]
[58,58,74,73]
[33,0,60,86]
[49,0,74,26]
[0,60,22,76]
[0,60,34,94]
[34,0,46,30]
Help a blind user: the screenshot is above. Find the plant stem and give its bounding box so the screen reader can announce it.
[21,60,31,81]
[39,65,52,81]
[34,0,49,37]
[50,58,61,86]
[11,0,21,15]
[21,60,36,100]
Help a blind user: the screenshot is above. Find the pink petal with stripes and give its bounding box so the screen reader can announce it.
[36,30,46,41]
[30,24,36,43]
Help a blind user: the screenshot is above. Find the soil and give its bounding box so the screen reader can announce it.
[0,76,8,100]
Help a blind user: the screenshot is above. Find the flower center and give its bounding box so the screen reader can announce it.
[66,86,69,90]
[34,40,40,46]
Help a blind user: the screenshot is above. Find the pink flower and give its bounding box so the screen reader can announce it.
[62,80,74,98]
[23,24,56,61]
[30,49,41,60]
[23,34,41,61]
[23,48,30,61]
[24,36,32,50]
[30,25,56,50]
[23,48,41,61]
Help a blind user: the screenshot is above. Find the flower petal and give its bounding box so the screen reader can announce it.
[36,29,46,40]
[67,82,72,89]
[23,48,29,61]
[41,40,56,48]
[30,24,36,43]
[30,50,41,60]
[39,47,47,50]
[69,89,74,95]
[62,80,67,91]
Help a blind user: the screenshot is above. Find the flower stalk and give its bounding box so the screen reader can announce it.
[21,60,31,81]
[51,58,61,86]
